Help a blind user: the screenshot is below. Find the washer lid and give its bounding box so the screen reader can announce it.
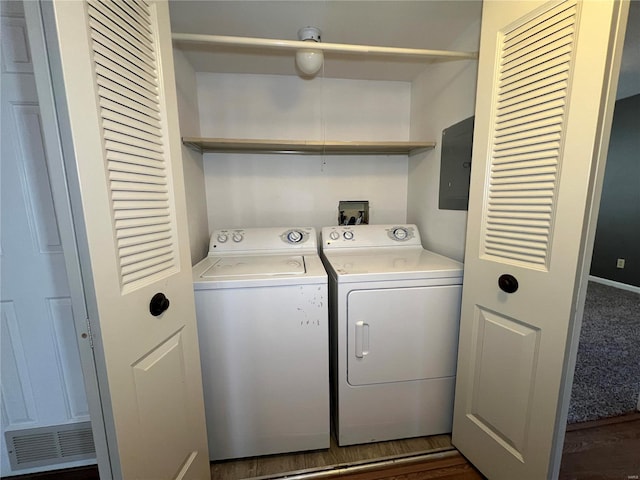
[200,255,306,278]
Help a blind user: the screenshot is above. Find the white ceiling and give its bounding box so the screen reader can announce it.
[169,0,639,94]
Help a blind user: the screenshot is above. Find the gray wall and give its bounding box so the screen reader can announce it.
[590,94,640,287]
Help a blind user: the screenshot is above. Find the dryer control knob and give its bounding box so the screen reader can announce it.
[232,233,244,243]
[329,231,340,241]
[393,228,408,240]
[217,233,228,243]
[287,230,303,243]
[343,231,354,240]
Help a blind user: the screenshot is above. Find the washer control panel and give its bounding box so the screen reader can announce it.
[322,224,421,249]
[281,229,310,245]
[387,226,415,242]
[209,227,316,254]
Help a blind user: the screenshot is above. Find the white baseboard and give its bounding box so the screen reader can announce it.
[588,275,640,294]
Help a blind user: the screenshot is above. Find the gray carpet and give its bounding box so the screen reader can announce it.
[568,281,640,424]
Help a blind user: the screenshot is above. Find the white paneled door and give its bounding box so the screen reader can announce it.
[0,2,91,476]
[453,0,628,479]
[38,0,210,478]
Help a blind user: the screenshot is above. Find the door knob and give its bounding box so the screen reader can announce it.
[150,293,170,316]
[498,274,519,293]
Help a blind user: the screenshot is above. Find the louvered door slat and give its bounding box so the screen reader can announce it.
[497,89,566,117]
[113,208,170,221]
[489,189,554,198]
[98,87,161,123]
[122,0,153,23]
[122,260,175,286]
[493,135,561,153]
[487,224,549,235]
[491,175,557,186]
[111,182,168,194]
[499,63,569,96]
[88,2,154,56]
[497,99,566,124]
[496,107,565,132]
[98,79,160,114]
[498,72,569,103]
[110,171,166,185]
[100,98,161,130]
[499,83,562,112]
[91,29,156,80]
[102,108,162,138]
[495,125,562,145]
[119,238,173,258]
[97,0,154,40]
[491,171,557,182]
[119,246,173,268]
[116,223,171,240]
[492,159,557,173]
[116,215,170,229]
[121,253,175,278]
[111,190,168,202]
[501,46,572,80]
[93,46,158,89]
[103,121,164,148]
[488,217,550,228]
[87,0,178,292]
[503,3,575,45]
[108,161,165,177]
[118,231,172,249]
[503,19,575,62]
[493,149,558,164]
[107,149,164,167]
[109,142,164,160]
[500,54,570,87]
[95,65,159,105]
[112,1,153,35]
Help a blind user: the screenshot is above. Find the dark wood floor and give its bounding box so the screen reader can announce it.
[327,451,484,480]
[6,413,639,480]
[559,412,640,480]
[210,433,453,479]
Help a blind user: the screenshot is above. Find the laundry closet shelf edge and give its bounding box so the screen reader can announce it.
[182,137,436,155]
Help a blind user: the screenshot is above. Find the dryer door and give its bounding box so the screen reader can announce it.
[347,285,462,386]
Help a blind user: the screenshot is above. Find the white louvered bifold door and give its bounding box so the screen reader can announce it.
[88,0,178,291]
[452,0,628,479]
[46,1,209,478]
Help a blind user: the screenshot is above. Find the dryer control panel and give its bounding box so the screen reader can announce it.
[322,224,422,249]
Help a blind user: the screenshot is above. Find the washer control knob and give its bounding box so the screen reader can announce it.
[232,232,244,243]
[329,231,340,241]
[217,233,228,243]
[343,231,354,240]
[393,227,408,240]
[287,230,303,243]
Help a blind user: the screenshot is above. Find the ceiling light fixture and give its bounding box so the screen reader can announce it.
[295,26,323,77]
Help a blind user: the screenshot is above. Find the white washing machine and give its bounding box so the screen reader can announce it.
[193,227,329,460]
[320,224,463,446]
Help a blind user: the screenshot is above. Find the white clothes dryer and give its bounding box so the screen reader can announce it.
[320,224,463,446]
[193,227,329,461]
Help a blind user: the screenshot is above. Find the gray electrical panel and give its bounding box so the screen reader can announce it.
[439,116,474,210]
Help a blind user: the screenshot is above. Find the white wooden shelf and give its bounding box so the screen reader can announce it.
[183,137,436,156]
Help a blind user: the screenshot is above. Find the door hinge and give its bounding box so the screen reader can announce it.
[85,317,94,349]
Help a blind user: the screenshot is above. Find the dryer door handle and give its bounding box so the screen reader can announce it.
[355,321,370,358]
